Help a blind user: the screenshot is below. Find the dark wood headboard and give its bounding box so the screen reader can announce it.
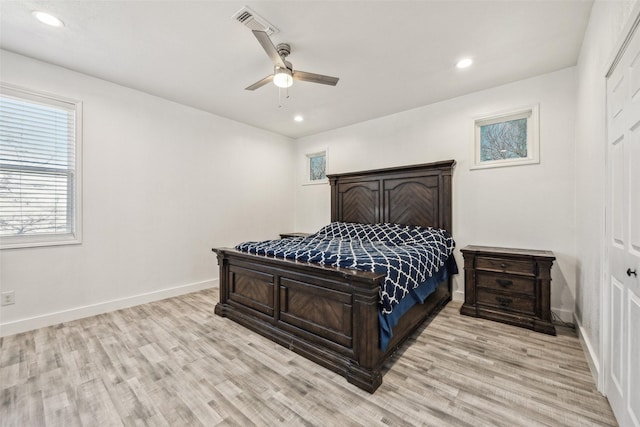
[328,160,455,231]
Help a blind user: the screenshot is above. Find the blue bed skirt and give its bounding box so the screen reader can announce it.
[378,255,458,351]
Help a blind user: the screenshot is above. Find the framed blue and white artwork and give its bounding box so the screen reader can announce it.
[472,105,539,169]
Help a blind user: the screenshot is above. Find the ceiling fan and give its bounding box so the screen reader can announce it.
[246,30,339,91]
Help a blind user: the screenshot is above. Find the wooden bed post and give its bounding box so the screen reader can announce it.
[213,249,229,317]
[347,275,384,392]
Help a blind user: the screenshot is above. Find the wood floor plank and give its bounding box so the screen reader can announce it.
[0,288,617,426]
[74,378,123,427]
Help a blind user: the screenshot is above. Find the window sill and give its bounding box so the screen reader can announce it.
[1,233,82,250]
[302,179,329,186]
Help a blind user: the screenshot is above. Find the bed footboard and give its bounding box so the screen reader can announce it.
[214,247,387,392]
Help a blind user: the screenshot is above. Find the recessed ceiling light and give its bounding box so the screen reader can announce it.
[32,11,64,27]
[456,58,473,69]
[294,115,304,122]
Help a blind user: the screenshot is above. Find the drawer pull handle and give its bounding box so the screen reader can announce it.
[500,263,508,269]
[496,297,512,307]
[496,279,513,287]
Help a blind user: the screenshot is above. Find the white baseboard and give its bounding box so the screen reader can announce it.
[453,290,465,302]
[551,307,574,324]
[0,279,218,337]
[574,314,601,389]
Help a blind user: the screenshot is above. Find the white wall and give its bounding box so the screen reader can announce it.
[0,50,295,336]
[294,68,577,320]
[573,0,638,385]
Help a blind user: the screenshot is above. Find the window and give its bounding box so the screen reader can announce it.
[304,150,327,185]
[0,85,82,249]
[472,104,539,169]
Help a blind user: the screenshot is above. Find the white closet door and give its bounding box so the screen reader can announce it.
[606,16,640,427]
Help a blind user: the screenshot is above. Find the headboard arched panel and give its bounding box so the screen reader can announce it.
[334,181,380,224]
[328,160,454,231]
[385,179,439,227]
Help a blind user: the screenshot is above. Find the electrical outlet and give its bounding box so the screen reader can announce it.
[1,291,15,306]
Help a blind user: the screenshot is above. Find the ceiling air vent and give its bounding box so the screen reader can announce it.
[232,6,278,36]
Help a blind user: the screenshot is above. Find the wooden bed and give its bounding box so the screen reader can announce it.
[213,160,455,392]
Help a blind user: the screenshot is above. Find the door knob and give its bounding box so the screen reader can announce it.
[628,268,638,277]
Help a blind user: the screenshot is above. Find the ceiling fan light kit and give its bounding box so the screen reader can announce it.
[273,67,293,88]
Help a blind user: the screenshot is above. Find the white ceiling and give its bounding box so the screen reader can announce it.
[0,1,593,139]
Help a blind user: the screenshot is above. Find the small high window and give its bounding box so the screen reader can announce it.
[305,150,327,185]
[472,105,539,169]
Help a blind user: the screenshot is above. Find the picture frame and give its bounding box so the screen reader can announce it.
[304,149,328,185]
[471,104,539,170]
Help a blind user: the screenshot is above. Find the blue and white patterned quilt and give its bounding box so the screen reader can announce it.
[235,222,456,315]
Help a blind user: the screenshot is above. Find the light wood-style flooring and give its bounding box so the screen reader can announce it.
[1,288,616,426]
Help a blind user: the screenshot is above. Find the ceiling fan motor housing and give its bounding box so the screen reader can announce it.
[276,43,291,59]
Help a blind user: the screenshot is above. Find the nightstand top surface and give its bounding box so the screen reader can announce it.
[279,232,312,238]
[461,245,555,259]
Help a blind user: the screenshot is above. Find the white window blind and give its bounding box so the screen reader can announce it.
[0,85,82,249]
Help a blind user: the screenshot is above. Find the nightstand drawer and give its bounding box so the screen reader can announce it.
[476,289,535,314]
[476,272,535,294]
[476,256,534,275]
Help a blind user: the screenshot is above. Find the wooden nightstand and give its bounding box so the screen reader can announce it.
[279,232,312,239]
[460,245,556,335]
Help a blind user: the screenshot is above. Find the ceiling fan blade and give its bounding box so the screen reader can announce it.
[245,74,274,91]
[293,70,339,86]
[252,30,287,69]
